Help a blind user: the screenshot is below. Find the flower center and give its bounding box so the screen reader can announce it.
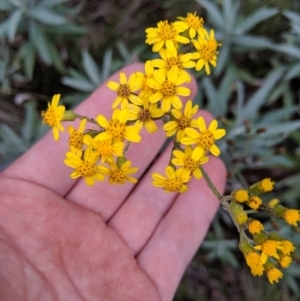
[138,108,151,122]
[198,43,216,62]
[96,140,113,157]
[41,108,57,127]
[117,84,131,98]
[178,116,191,130]
[110,169,126,184]
[196,130,214,150]
[262,240,280,257]
[165,177,183,192]
[166,56,182,70]
[185,13,203,29]
[161,81,176,97]
[107,120,126,141]
[77,161,97,177]
[69,130,84,150]
[183,157,199,171]
[159,21,176,40]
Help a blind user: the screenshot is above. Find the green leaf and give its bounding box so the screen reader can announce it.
[38,0,71,7]
[82,50,101,87]
[214,43,229,76]
[48,42,66,73]
[258,107,297,125]
[28,8,67,25]
[235,8,279,35]
[241,67,285,120]
[21,100,36,145]
[274,44,300,60]
[20,42,35,79]
[0,0,14,10]
[0,20,10,38]
[61,76,95,92]
[0,124,27,152]
[283,10,300,27]
[195,0,224,29]
[29,21,52,65]
[102,48,113,81]
[7,10,23,41]
[258,121,300,137]
[232,35,274,49]
[45,23,87,35]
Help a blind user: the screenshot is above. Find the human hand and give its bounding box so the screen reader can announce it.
[0,63,226,301]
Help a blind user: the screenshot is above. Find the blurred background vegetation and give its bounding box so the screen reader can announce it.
[1,0,300,299]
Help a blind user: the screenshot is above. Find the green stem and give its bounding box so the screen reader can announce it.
[199,165,222,199]
[75,114,98,126]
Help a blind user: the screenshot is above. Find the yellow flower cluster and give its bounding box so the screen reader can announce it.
[41,13,224,191]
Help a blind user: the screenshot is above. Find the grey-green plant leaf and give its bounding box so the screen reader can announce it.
[232,35,274,49]
[29,21,52,65]
[28,7,67,25]
[61,76,95,92]
[235,8,278,35]
[258,121,300,137]
[21,100,36,145]
[45,23,87,35]
[8,10,23,42]
[214,43,229,76]
[195,0,224,29]
[38,0,71,7]
[20,42,35,79]
[285,62,300,80]
[102,48,113,81]
[0,0,14,10]
[0,124,27,152]
[82,50,101,87]
[274,44,300,60]
[283,10,300,27]
[0,19,10,38]
[241,66,285,120]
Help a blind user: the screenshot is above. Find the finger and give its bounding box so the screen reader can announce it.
[64,77,198,218]
[107,110,214,255]
[136,156,226,301]
[2,64,144,196]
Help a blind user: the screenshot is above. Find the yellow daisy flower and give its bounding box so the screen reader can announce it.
[232,189,249,203]
[174,12,204,39]
[266,266,283,284]
[254,240,284,264]
[163,100,198,141]
[145,20,189,52]
[171,146,208,180]
[95,109,141,143]
[192,29,221,75]
[152,166,189,193]
[128,99,164,133]
[64,147,105,186]
[136,60,156,101]
[181,116,226,156]
[83,135,124,163]
[279,255,292,268]
[248,220,264,234]
[101,159,138,185]
[68,119,87,156]
[151,48,195,82]
[247,196,263,210]
[107,72,143,109]
[41,94,65,141]
[244,251,264,276]
[147,66,191,113]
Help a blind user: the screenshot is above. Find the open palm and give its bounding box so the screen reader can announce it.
[0,63,226,301]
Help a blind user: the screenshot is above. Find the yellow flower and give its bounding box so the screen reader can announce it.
[83,135,124,163]
[266,266,283,284]
[283,209,300,226]
[279,255,292,268]
[68,119,87,156]
[259,178,274,192]
[136,60,155,101]
[171,146,208,180]
[64,147,105,186]
[147,66,191,113]
[192,29,221,75]
[101,160,138,185]
[96,109,141,143]
[151,48,195,82]
[244,251,264,276]
[232,189,249,203]
[254,240,284,264]
[128,99,164,133]
[181,116,226,156]
[107,72,142,109]
[174,12,204,39]
[281,240,295,255]
[41,94,65,141]
[247,196,262,210]
[152,166,189,193]
[248,220,264,234]
[163,100,198,142]
[145,20,189,52]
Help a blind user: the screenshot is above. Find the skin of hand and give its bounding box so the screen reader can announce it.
[0,63,226,301]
